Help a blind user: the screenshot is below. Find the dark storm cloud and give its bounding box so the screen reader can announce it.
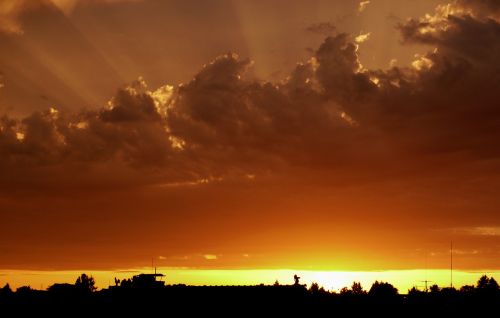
[1,0,500,193]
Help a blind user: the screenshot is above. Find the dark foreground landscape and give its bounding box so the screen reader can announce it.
[1,274,498,317]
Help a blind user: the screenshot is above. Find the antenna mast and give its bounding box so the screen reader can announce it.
[419,280,433,292]
[420,251,433,292]
[450,241,453,288]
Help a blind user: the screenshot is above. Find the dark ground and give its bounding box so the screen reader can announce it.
[1,281,499,317]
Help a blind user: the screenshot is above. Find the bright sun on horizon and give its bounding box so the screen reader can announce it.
[0,0,499,292]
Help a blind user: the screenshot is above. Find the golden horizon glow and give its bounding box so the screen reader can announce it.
[1,0,499,280]
[2,269,499,293]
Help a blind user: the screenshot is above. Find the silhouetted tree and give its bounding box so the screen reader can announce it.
[477,275,489,289]
[477,275,499,294]
[0,283,13,297]
[440,287,457,296]
[459,285,475,294]
[340,287,351,295]
[309,282,319,293]
[351,282,366,295]
[308,282,327,295]
[2,273,500,316]
[120,278,132,288]
[368,281,398,298]
[75,273,97,293]
[489,277,499,290]
[15,286,33,295]
[273,280,280,286]
[429,284,440,293]
[340,282,366,296]
[408,286,424,296]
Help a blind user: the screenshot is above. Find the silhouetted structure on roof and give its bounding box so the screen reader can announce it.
[294,274,301,286]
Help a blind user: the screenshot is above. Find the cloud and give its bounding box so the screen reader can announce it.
[0,1,29,34]
[0,0,140,34]
[0,77,183,193]
[398,7,500,63]
[458,0,500,17]
[306,22,337,36]
[50,0,141,14]
[203,254,218,260]
[358,1,370,13]
[446,227,500,237]
[355,32,371,44]
[2,1,500,195]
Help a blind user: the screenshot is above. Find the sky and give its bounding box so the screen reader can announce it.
[1,0,500,290]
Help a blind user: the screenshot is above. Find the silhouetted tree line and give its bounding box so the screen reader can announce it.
[1,274,498,316]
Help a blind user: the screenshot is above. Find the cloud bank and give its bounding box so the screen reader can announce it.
[1,0,500,193]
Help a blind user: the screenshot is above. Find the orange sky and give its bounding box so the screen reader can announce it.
[0,0,499,285]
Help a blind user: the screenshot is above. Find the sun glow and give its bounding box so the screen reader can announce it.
[2,269,499,293]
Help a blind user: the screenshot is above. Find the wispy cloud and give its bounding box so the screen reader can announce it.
[461,227,500,236]
[441,227,500,237]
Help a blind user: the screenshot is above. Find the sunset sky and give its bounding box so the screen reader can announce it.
[1,0,499,290]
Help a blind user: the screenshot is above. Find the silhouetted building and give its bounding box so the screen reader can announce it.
[132,273,165,288]
[111,273,165,289]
